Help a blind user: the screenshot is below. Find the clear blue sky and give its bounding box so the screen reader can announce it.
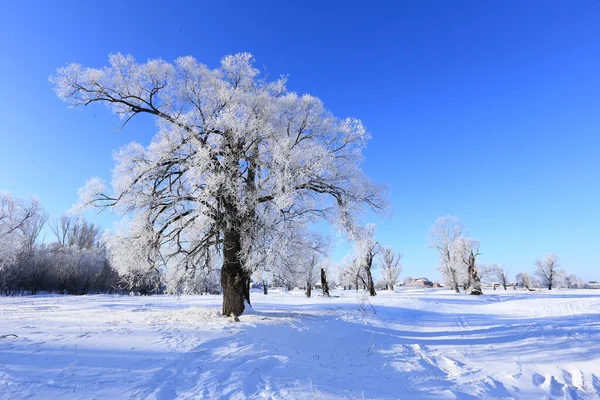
[1,0,599,281]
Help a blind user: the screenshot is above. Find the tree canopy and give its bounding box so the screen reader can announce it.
[52,53,385,316]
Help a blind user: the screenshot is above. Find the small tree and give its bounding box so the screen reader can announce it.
[339,255,361,290]
[516,272,534,290]
[535,254,562,290]
[489,264,510,290]
[378,246,403,290]
[355,226,378,296]
[455,238,483,295]
[428,216,465,293]
[303,256,320,298]
[565,274,581,289]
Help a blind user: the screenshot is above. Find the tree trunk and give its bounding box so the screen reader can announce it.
[263,281,268,295]
[306,284,312,298]
[321,268,330,297]
[221,227,247,317]
[244,276,251,306]
[366,267,376,296]
[450,268,460,293]
[468,252,483,295]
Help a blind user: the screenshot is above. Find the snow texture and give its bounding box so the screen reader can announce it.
[1,289,599,399]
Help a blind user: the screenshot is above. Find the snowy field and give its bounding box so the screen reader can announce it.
[1,289,599,400]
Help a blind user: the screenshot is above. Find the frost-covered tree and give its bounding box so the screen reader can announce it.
[302,255,320,298]
[378,246,402,290]
[48,216,110,295]
[50,215,100,250]
[106,217,165,294]
[486,264,510,290]
[516,272,535,290]
[428,216,465,293]
[247,219,328,298]
[354,226,378,296]
[283,231,328,298]
[0,195,41,261]
[428,216,484,295]
[564,274,582,289]
[263,225,328,296]
[252,267,271,295]
[53,53,384,316]
[319,258,332,296]
[339,256,359,290]
[0,195,45,295]
[0,195,118,296]
[455,237,483,295]
[535,254,563,290]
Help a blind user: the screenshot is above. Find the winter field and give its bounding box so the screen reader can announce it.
[1,289,599,400]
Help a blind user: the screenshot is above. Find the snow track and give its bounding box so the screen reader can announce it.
[1,289,599,399]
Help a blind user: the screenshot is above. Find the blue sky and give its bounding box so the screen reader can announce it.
[1,0,599,281]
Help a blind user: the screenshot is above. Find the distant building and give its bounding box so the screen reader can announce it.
[409,277,434,287]
[586,281,600,289]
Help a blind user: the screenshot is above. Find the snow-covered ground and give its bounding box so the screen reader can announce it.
[1,289,599,399]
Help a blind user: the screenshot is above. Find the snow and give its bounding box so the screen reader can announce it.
[1,289,599,399]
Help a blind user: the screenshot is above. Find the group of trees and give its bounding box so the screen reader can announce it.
[428,216,583,294]
[0,194,118,295]
[516,253,583,290]
[255,229,330,297]
[338,227,404,296]
[428,216,484,295]
[0,189,403,299]
[5,53,585,313]
[0,193,226,296]
[0,192,402,299]
[0,191,586,303]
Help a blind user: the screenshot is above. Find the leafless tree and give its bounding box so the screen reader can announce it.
[535,254,563,290]
[516,272,534,290]
[428,216,465,293]
[487,263,510,290]
[455,238,483,295]
[565,274,581,289]
[355,226,378,296]
[0,195,42,242]
[50,215,101,250]
[339,256,362,290]
[378,246,402,290]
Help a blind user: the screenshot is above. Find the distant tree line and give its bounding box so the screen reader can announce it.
[0,194,117,295]
[427,215,585,294]
[1,195,587,298]
[515,253,584,291]
[0,193,223,296]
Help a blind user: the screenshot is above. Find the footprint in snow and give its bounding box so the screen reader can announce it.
[549,376,565,397]
[532,373,546,386]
